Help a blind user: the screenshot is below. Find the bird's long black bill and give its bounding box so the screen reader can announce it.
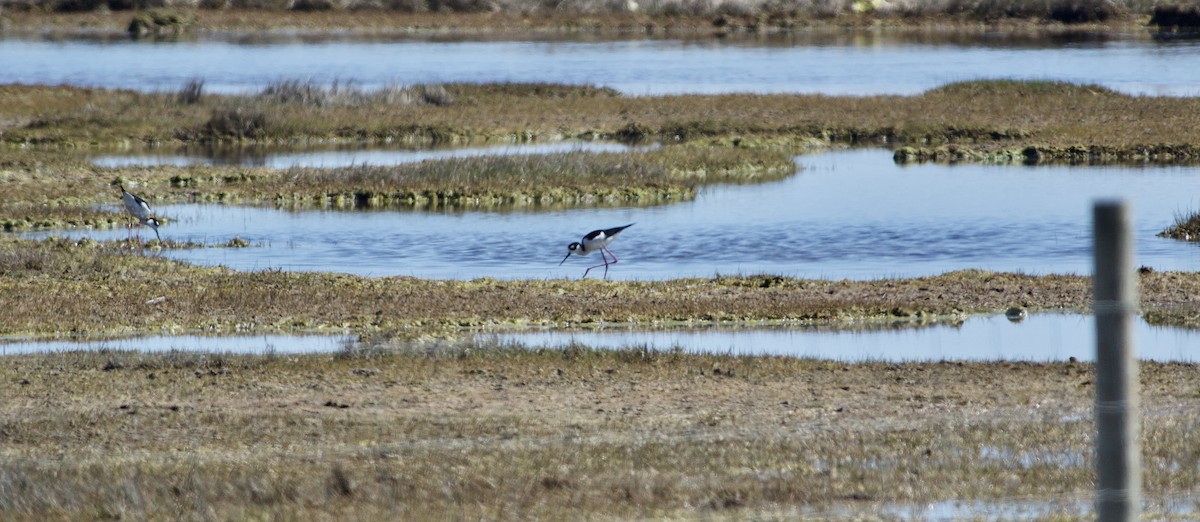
[559,252,572,266]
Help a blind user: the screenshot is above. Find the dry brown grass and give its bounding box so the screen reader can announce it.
[194,145,792,208]
[0,0,1160,36]
[4,235,1200,338]
[7,81,1200,164]
[0,144,796,228]
[1158,208,1200,242]
[0,346,1196,519]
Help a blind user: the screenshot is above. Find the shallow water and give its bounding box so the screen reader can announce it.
[0,334,354,356]
[489,314,1200,362]
[3,314,1196,362]
[35,148,1200,280]
[872,495,1197,521]
[91,141,648,168]
[5,34,1200,96]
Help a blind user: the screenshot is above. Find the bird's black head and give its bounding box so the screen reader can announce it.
[559,242,583,266]
[146,218,161,240]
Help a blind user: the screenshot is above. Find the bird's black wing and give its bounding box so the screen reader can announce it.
[582,223,634,241]
[599,223,634,238]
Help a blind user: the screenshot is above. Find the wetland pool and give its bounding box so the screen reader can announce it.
[490,313,1200,362]
[0,334,353,356]
[4,33,1200,96]
[2,314,1196,362]
[91,141,648,168]
[34,148,1200,280]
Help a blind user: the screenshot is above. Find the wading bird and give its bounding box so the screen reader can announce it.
[559,223,634,279]
[120,185,161,241]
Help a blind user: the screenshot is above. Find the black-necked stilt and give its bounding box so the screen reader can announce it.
[119,185,161,241]
[559,223,634,279]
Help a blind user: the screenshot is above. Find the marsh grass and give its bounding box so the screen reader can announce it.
[262,146,795,208]
[7,234,1200,338]
[34,234,1200,339]
[1157,208,1200,241]
[175,78,204,105]
[9,80,1200,163]
[127,7,197,38]
[257,79,453,108]
[0,346,1196,519]
[199,107,268,140]
[6,0,1155,24]
[0,236,1096,337]
[0,142,796,229]
[12,79,1200,228]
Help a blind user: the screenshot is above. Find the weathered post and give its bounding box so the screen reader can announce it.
[1093,200,1140,521]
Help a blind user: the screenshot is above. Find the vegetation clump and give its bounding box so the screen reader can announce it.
[1149,3,1200,30]
[175,78,205,105]
[193,107,269,141]
[258,79,453,108]
[127,7,197,38]
[0,144,797,229]
[259,147,795,209]
[1158,209,1200,241]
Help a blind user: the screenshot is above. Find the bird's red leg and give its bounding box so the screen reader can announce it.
[582,250,612,280]
[601,248,620,279]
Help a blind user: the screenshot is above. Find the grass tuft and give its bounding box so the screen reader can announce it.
[1157,208,1200,241]
[198,107,269,141]
[258,79,454,108]
[127,7,198,39]
[1150,3,1200,30]
[923,79,1121,98]
[176,78,205,105]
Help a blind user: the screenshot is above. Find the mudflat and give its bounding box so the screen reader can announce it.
[2,347,1196,519]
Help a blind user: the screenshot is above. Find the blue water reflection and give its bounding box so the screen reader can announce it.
[92,141,648,168]
[3,314,1195,362]
[33,149,1200,279]
[0,334,354,356]
[4,36,1200,96]
[490,314,1200,362]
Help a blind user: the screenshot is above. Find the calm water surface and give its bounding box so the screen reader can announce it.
[91,141,647,168]
[491,313,1200,362]
[0,334,354,356]
[3,314,1196,362]
[4,34,1200,95]
[35,149,1200,280]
